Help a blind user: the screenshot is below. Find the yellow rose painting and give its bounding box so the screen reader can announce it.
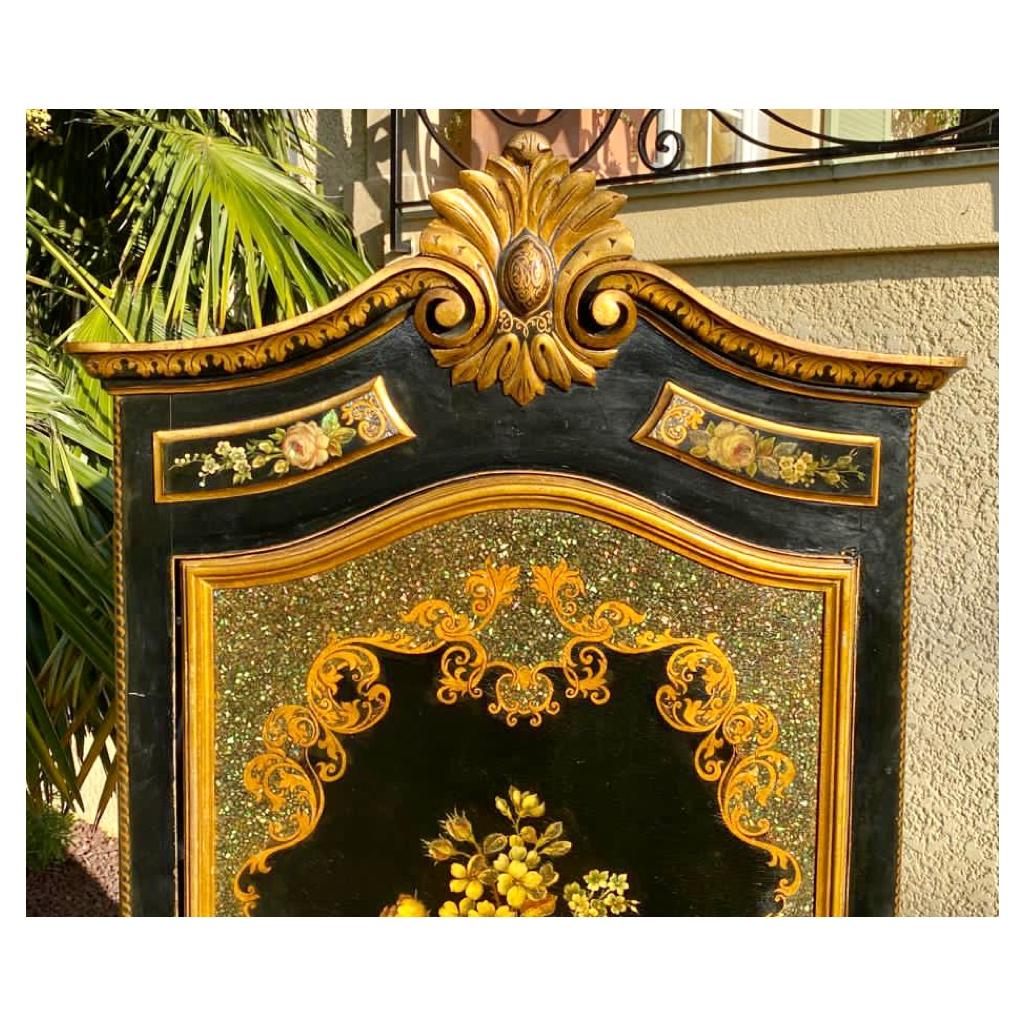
[708,422,758,471]
[678,414,866,490]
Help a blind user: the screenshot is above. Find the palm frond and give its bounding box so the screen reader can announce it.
[25,107,375,820]
[90,109,372,337]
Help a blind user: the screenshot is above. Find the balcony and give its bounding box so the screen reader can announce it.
[386,109,998,254]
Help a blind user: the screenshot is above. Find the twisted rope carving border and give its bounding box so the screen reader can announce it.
[113,398,132,916]
[894,407,918,916]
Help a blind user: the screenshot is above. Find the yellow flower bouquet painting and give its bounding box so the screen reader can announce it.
[382,786,639,918]
[666,404,866,490]
[636,382,879,504]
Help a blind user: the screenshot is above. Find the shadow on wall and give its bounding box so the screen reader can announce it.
[315,108,387,266]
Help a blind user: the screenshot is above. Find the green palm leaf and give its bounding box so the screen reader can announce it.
[89,109,373,337]
[26,108,374,819]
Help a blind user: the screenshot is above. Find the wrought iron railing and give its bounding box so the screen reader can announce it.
[388,108,998,253]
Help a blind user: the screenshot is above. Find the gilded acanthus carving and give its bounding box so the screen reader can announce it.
[70,267,455,383]
[415,130,637,405]
[590,266,960,393]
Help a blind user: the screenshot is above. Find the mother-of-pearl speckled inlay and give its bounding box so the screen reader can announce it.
[211,508,824,916]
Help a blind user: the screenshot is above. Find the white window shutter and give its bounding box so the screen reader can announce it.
[825,109,891,142]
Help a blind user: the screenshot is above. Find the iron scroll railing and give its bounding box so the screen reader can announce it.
[388,108,998,253]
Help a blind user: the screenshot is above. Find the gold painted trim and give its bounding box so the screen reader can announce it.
[98,307,410,396]
[65,259,475,389]
[589,262,965,396]
[183,563,216,916]
[152,376,415,502]
[634,380,882,506]
[178,471,857,916]
[112,397,132,916]
[66,135,963,404]
[635,309,930,408]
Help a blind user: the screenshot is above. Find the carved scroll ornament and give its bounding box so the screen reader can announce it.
[416,130,637,405]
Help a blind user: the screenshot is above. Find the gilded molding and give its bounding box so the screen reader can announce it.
[65,134,962,402]
[588,263,964,395]
[152,376,414,502]
[894,407,918,915]
[65,262,468,387]
[179,471,858,916]
[635,381,881,505]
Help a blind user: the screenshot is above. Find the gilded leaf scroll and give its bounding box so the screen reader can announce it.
[236,558,801,914]
[417,130,637,405]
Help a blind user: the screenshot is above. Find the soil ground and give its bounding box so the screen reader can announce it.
[26,820,118,916]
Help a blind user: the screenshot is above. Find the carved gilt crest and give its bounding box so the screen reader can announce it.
[418,130,637,405]
[67,130,963,400]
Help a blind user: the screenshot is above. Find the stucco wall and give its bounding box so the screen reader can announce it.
[675,250,998,916]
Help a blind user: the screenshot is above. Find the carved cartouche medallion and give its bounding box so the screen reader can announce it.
[416,130,637,406]
[499,232,554,315]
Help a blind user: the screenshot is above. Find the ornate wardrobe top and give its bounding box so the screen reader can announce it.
[67,130,964,403]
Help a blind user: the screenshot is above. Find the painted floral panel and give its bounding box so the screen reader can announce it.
[637,383,879,504]
[382,786,639,918]
[155,377,413,500]
[172,408,357,487]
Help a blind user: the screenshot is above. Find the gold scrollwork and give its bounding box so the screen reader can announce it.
[532,560,676,705]
[233,635,392,915]
[342,390,389,442]
[238,557,801,913]
[655,635,801,910]
[401,559,520,705]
